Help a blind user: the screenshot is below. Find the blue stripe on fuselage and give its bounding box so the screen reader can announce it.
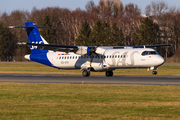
[30,53,53,67]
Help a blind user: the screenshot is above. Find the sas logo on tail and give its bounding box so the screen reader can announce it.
[30,41,43,50]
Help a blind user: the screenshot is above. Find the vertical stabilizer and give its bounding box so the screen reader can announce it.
[25,22,49,54]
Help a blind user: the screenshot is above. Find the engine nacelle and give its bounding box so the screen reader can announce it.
[75,46,88,55]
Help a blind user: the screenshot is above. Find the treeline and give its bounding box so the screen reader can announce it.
[0,0,180,61]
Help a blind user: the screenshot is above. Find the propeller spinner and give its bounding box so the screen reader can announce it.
[82,39,101,67]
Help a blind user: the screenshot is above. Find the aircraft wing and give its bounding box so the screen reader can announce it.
[133,44,171,48]
[112,44,171,49]
[20,42,171,53]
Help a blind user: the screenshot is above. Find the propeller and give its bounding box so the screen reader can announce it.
[82,38,101,67]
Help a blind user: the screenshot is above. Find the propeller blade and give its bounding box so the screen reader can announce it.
[94,52,101,61]
[84,37,102,67]
[92,37,94,47]
[90,56,93,67]
[87,50,91,55]
[138,40,141,46]
[82,50,91,56]
[83,41,88,46]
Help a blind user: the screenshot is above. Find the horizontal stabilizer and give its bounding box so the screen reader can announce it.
[17,42,27,45]
[8,26,51,29]
[19,42,78,53]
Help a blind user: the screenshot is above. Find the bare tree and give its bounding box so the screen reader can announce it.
[112,0,124,18]
[98,0,113,20]
[124,3,141,18]
[145,5,151,16]
[151,1,168,17]
[86,0,96,12]
[0,0,179,61]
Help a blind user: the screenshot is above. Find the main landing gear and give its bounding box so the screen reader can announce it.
[82,70,90,77]
[105,71,113,77]
[82,70,113,77]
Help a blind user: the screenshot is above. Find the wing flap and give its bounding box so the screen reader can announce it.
[8,26,51,29]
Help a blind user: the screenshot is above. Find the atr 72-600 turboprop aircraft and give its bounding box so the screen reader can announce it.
[9,22,171,77]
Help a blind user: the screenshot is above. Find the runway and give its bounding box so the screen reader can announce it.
[0,74,180,86]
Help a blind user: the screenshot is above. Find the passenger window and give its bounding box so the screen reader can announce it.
[112,55,114,58]
[109,55,111,58]
[59,57,61,59]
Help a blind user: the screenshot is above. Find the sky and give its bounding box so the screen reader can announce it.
[0,0,180,14]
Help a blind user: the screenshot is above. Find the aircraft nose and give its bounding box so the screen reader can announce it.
[156,56,164,65]
[159,57,165,64]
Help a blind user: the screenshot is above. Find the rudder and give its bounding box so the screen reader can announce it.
[25,22,48,54]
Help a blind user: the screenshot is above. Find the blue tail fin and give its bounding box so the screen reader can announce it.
[25,22,48,54]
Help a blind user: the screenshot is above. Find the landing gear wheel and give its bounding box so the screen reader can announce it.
[105,71,113,77]
[152,71,157,75]
[82,70,90,77]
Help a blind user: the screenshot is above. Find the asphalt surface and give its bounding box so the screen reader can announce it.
[0,74,180,86]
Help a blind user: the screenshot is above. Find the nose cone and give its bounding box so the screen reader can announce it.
[159,57,165,65]
[156,56,165,66]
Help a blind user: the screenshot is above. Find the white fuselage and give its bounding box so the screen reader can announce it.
[31,47,164,72]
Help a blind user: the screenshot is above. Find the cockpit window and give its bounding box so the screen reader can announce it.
[141,51,158,56]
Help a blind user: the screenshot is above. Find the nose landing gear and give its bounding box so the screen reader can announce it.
[149,67,158,75]
[152,71,157,75]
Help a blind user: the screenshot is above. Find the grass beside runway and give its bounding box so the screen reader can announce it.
[0,62,180,76]
[0,83,180,119]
